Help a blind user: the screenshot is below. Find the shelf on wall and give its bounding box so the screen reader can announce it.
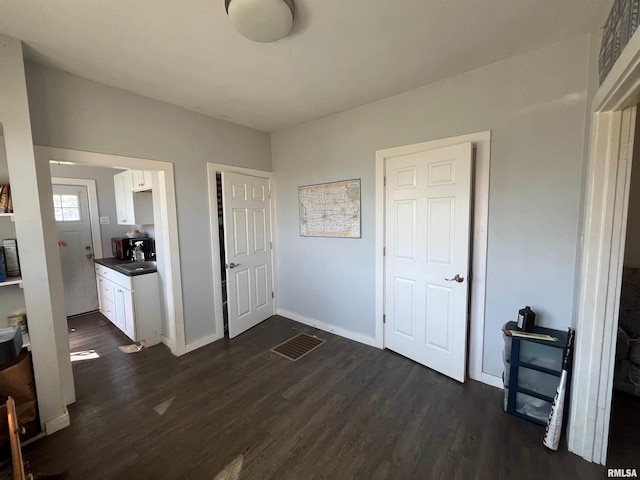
[0,276,22,287]
[21,331,30,351]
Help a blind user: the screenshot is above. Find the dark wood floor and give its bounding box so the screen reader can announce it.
[608,390,640,468]
[23,313,610,479]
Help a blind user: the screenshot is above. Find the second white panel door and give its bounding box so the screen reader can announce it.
[222,172,274,338]
[384,142,473,382]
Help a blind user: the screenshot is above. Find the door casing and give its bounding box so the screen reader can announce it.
[568,26,640,463]
[375,131,493,386]
[38,147,186,361]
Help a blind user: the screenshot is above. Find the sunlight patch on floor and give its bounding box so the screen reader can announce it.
[213,454,244,480]
[70,350,100,362]
[154,395,176,416]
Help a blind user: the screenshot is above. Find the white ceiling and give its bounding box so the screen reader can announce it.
[0,1,611,132]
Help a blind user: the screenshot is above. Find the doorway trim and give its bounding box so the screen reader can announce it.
[51,177,103,259]
[375,131,493,386]
[568,28,640,464]
[35,146,186,360]
[206,163,278,343]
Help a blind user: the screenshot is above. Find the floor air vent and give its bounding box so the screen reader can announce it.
[271,333,325,361]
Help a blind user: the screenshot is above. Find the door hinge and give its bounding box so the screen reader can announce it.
[270,242,273,250]
[271,292,274,299]
[384,176,386,186]
[383,247,386,256]
[383,314,386,324]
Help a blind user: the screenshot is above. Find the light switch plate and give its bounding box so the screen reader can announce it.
[99,216,110,225]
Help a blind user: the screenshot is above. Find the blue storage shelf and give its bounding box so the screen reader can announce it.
[503,321,572,434]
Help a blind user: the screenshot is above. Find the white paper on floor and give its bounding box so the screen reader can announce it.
[119,339,147,354]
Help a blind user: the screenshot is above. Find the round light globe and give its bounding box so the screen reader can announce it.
[227,0,294,43]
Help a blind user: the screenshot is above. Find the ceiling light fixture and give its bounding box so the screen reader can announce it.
[225,0,295,43]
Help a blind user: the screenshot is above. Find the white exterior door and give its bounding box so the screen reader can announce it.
[222,172,274,338]
[54,184,99,316]
[384,142,473,382]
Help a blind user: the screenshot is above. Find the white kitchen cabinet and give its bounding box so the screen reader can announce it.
[114,285,135,340]
[114,171,154,225]
[96,275,115,322]
[114,171,133,225]
[94,263,161,346]
[131,170,153,192]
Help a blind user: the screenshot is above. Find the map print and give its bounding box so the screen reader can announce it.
[299,179,361,238]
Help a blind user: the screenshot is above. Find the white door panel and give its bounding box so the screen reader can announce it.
[232,209,249,256]
[255,264,269,308]
[253,209,267,252]
[385,142,472,382]
[223,172,274,338]
[54,184,99,316]
[393,277,416,338]
[234,268,251,318]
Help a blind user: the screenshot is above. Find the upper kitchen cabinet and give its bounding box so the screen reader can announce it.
[114,170,153,225]
[131,170,153,192]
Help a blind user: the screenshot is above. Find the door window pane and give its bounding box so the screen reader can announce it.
[53,194,81,222]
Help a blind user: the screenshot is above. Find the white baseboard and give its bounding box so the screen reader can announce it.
[277,309,377,347]
[45,408,70,435]
[20,431,47,447]
[183,332,223,354]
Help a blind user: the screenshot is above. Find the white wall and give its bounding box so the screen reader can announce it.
[49,163,126,253]
[25,62,271,344]
[272,36,592,377]
[0,34,70,427]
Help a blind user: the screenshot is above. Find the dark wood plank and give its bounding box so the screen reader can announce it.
[607,390,640,469]
[22,313,610,479]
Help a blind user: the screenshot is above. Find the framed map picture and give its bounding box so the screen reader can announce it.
[298,179,361,238]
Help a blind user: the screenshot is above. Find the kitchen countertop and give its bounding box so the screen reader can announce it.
[94,257,157,276]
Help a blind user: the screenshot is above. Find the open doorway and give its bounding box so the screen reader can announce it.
[51,167,158,322]
[215,173,229,336]
[35,146,186,408]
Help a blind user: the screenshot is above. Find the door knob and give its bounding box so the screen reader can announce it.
[445,274,464,283]
[228,263,241,269]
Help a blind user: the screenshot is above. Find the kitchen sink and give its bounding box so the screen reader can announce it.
[114,260,157,274]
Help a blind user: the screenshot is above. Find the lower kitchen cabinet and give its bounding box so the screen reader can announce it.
[113,284,135,340]
[95,264,161,346]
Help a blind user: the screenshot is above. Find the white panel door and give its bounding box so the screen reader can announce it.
[222,172,274,338]
[384,142,473,382]
[54,184,99,316]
